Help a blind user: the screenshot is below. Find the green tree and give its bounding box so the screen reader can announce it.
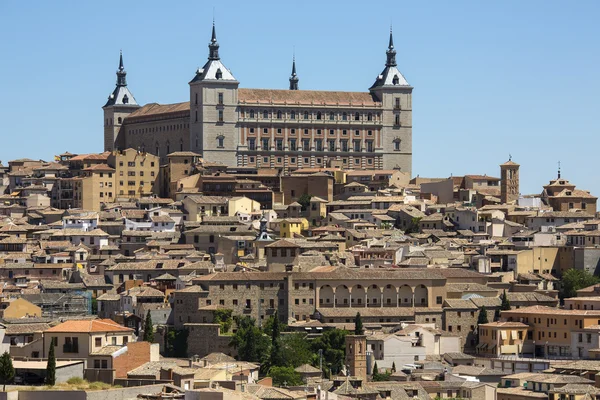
[143,311,154,342]
[391,362,396,373]
[46,342,56,386]
[165,328,189,357]
[213,309,233,333]
[560,269,600,299]
[311,329,348,375]
[372,361,379,376]
[0,352,14,391]
[269,366,303,387]
[269,315,283,369]
[298,194,312,212]
[500,290,511,311]
[279,333,314,368]
[354,312,364,335]
[493,308,501,322]
[230,316,270,364]
[477,306,489,325]
[404,217,422,234]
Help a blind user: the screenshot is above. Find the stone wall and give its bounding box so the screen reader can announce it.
[185,323,234,359]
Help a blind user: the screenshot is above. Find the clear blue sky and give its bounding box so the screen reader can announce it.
[1,0,599,196]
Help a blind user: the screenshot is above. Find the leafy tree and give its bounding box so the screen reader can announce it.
[560,269,600,300]
[165,328,189,357]
[354,312,364,335]
[213,309,233,333]
[477,306,489,325]
[269,366,303,387]
[0,352,14,391]
[46,342,56,386]
[404,217,422,234]
[269,315,283,369]
[298,194,312,212]
[311,329,348,375]
[143,311,154,342]
[279,333,314,368]
[230,316,270,365]
[500,290,511,311]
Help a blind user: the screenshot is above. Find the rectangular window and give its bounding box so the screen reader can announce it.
[218,110,224,122]
[249,138,256,150]
[303,139,310,151]
[262,138,269,149]
[218,92,223,104]
[366,141,373,152]
[315,139,322,151]
[328,140,335,151]
[290,139,297,151]
[276,139,283,150]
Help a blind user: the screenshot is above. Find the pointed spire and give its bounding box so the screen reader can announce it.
[386,27,397,67]
[208,19,220,60]
[289,54,299,90]
[116,50,127,87]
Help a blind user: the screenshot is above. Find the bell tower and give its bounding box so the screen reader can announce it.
[500,157,520,204]
[345,335,367,379]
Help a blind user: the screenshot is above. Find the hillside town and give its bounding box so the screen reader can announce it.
[0,149,598,400]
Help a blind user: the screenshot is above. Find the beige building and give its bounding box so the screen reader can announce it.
[108,148,159,198]
[103,25,413,175]
[43,319,135,362]
[72,164,116,211]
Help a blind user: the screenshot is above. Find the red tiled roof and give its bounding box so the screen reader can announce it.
[46,319,133,333]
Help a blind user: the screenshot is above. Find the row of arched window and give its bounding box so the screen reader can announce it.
[246,109,379,122]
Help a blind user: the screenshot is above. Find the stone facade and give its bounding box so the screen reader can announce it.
[103,25,413,176]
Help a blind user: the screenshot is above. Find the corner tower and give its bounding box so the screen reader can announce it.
[189,22,239,166]
[500,157,520,204]
[369,28,413,175]
[103,51,140,151]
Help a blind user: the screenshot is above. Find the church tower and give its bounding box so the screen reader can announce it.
[345,334,367,379]
[189,22,239,166]
[500,157,520,204]
[370,28,413,175]
[103,51,140,151]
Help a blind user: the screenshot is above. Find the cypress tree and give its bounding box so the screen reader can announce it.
[477,306,489,325]
[0,352,14,391]
[391,362,396,373]
[354,312,364,335]
[372,361,379,377]
[143,311,154,342]
[500,290,511,311]
[46,342,56,386]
